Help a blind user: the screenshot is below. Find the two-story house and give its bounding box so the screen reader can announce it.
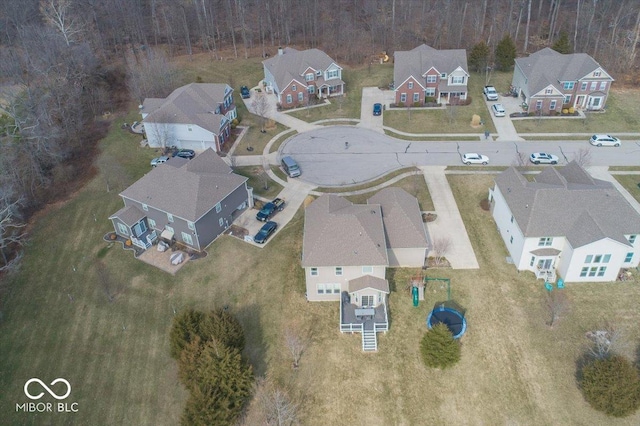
[302,189,429,351]
[262,47,344,107]
[489,162,640,283]
[511,48,614,114]
[109,149,252,252]
[141,83,237,152]
[393,44,469,106]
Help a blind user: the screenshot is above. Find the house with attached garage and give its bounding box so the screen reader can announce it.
[302,189,429,351]
[109,149,252,252]
[140,83,237,153]
[489,162,640,283]
[393,44,469,106]
[511,47,614,114]
[262,47,344,108]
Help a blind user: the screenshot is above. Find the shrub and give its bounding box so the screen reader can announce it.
[413,102,421,107]
[231,118,239,128]
[425,96,436,103]
[125,239,132,247]
[580,355,640,417]
[569,107,575,114]
[420,323,461,369]
[562,109,569,114]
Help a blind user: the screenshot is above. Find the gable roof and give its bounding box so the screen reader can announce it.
[515,48,613,95]
[109,205,146,226]
[141,83,232,135]
[263,47,340,91]
[394,44,468,89]
[348,275,390,293]
[367,187,429,249]
[494,161,640,248]
[119,149,247,222]
[302,194,388,267]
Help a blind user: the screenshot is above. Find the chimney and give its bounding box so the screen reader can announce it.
[278,47,284,56]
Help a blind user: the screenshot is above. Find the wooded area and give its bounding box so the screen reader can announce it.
[1,0,640,274]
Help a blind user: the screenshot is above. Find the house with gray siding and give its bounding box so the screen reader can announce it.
[489,162,640,283]
[512,48,614,114]
[110,149,251,252]
[302,189,428,351]
[262,47,344,108]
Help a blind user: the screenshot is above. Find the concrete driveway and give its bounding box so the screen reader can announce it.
[358,87,384,133]
[485,94,524,142]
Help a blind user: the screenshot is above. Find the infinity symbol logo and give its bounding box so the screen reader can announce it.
[24,378,71,400]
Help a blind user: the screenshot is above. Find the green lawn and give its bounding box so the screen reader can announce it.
[613,174,640,203]
[314,167,419,193]
[514,88,640,133]
[232,122,288,156]
[268,130,298,154]
[232,166,284,199]
[288,63,394,122]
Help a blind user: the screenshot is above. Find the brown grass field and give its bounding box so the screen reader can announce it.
[2,53,640,425]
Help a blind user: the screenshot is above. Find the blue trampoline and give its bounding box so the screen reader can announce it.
[427,306,467,339]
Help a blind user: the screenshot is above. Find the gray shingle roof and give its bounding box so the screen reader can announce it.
[494,162,640,248]
[302,194,388,267]
[119,149,247,222]
[348,275,390,293]
[394,44,468,88]
[109,205,145,226]
[141,83,231,135]
[515,47,612,95]
[367,187,429,249]
[263,47,339,91]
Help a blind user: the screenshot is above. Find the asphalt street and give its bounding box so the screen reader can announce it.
[280,126,640,186]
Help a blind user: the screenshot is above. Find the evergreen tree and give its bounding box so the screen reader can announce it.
[580,355,640,417]
[170,309,205,359]
[468,41,491,73]
[552,31,572,54]
[202,308,246,351]
[420,323,461,369]
[495,35,517,71]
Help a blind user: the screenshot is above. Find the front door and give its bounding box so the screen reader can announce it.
[132,220,147,237]
[587,96,602,110]
[576,95,585,108]
[537,259,552,269]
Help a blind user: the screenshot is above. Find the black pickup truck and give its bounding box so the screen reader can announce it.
[256,198,285,221]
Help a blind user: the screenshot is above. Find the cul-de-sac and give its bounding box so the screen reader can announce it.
[3,3,640,424]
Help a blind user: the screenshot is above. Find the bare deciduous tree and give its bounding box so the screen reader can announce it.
[252,93,271,133]
[585,323,626,359]
[284,322,310,369]
[573,147,592,168]
[126,49,179,103]
[251,378,299,426]
[0,190,26,273]
[39,0,84,46]
[431,237,452,266]
[545,290,570,327]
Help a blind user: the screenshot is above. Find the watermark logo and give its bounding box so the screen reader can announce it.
[24,378,71,400]
[16,378,78,413]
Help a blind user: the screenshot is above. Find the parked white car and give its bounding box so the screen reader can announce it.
[491,104,506,117]
[483,86,499,101]
[589,134,620,147]
[530,152,559,165]
[462,153,489,165]
[150,156,169,167]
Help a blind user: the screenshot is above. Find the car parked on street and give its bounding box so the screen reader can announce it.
[150,156,170,167]
[462,153,489,165]
[373,103,382,116]
[254,221,277,244]
[589,134,620,147]
[256,198,285,221]
[530,152,559,164]
[240,86,250,99]
[491,104,506,117]
[172,149,196,159]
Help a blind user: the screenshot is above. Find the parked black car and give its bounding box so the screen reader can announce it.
[172,149,196,159]
[240,86,250,99]
[254,221,277,244]
[256,198,285,221]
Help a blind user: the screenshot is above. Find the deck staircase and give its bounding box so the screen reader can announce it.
[362,327,378,352]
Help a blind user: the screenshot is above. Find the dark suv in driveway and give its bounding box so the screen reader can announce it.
[240,86,250,99]
[172,149,196,159]
[373,103,382,116]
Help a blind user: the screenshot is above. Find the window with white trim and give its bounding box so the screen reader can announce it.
[188,221,195,230]
[362,295,374,306]
[286,94,292,104]
[413,93,420,102]
[305,73,314,81]
[362,266,373,274]
[452,76,464,84]
[182,232,193,246]
[550,100,557,110]
[585,255,593,263]
[117,223,129,235]
[316,70,322,76]
[510,215,514,223]
[440,73,447,78]
[219,217,224,227]
[167,213,174,223]
[545,88,553,95]
[188,126,192,132]
[564,94,572,104]
[581,82,588,91]
[307,85,315,94]
[426,75,437,83]
[292,85,297,92]
[599,82,606,91]
[530,256,535,267]
[165,225,174,234]
[563,82,575,90]
[594,71,601,77]
[535,100,543,110]
[310,267,318,276]
[625,252,633,263]
[148,218,156,228]
[580,267,588,277]
[628,235,637,244]
[590,82,597,91]
[327,69,339,79]
[588,267,597,277]
[215,203,222,213]
[298,92,304,102]
[538,237,553,246]
[510,236,513,244]
[400,93,407,102]
[335,267,343,276]
[426,88,435,96]
[408,82,413,89]
[317,283,340,294]
[597,266,606,277]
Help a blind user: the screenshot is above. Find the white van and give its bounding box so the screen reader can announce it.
[281,156,301,178]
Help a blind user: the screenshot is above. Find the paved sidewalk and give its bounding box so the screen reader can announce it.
[420,166,479,269]
[241,90,322,133]
[587,167,640,215]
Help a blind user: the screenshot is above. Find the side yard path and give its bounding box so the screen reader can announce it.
[588,167,640,215]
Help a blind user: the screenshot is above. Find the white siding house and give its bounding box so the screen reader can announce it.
[490,162,640,283]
